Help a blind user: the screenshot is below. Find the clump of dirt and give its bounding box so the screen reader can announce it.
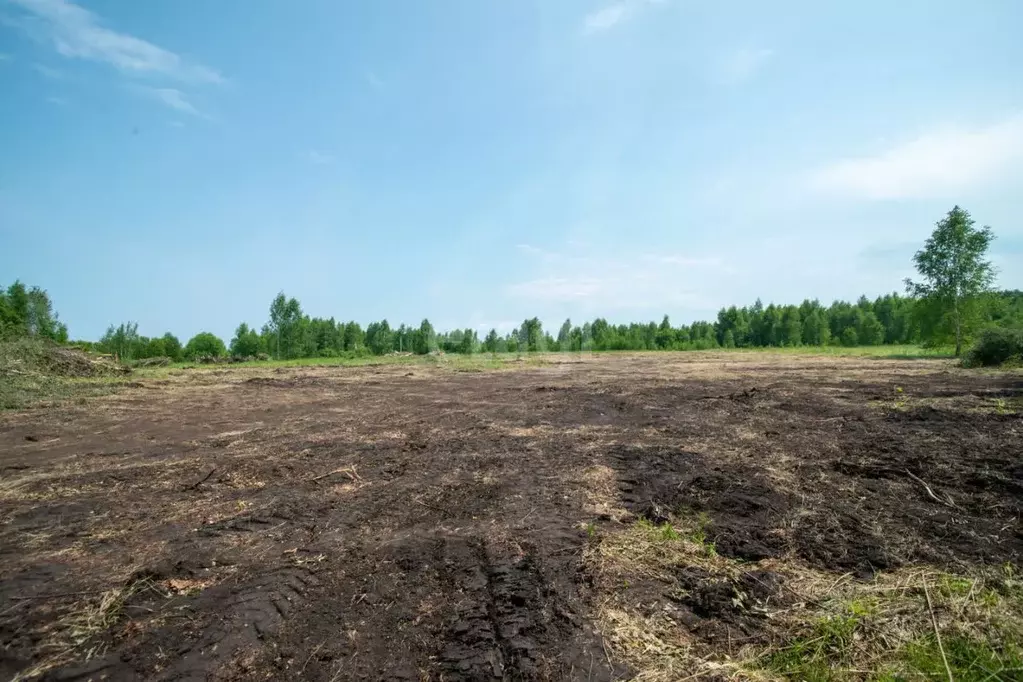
[610,446,792,563]
[668,566,791,642]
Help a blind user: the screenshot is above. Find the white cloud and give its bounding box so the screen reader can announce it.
[136,87,201,116]
[33,63,63,78]
[0,53,12,62]
[46,95,66,105]
[8,0,223,84]
[473,320,519,334]
[583,4,629,33]
[645,254,728,269]
[719,47,773,84]
[306,150,336,165]
[507,244,725,311]
[810,115,1023,200]
[168,120,185,128]
[582,0,665,35]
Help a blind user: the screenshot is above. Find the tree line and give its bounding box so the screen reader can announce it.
[2,206,1018,361]
[45,287,1015,362]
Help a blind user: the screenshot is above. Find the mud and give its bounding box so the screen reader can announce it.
[0,353,1020,680]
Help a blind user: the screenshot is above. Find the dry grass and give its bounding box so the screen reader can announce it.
[9,575,167,682]
[584,516,1023,681]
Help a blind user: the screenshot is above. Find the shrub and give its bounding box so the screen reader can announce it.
[183,332,227,360]
[962,327,1023,367]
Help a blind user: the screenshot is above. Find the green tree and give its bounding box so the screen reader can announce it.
[230,322,263,357]
[415,319,436,354]
[141,336,166,359]
[518,318,544,352]
[483,328,499,353]
[801,310,830,346]
[656,315,675,349]
[840,327,859,347]
[365,320,394,355]
[458,328,477,354]
[557,319,572,351]
[856,310,885,345]
[99,322,140,360]
[4,281,29,336]
[906,206,996,356]
[267,292,304,358]
[184,332,227,359]
[26,286,66,341]
[0,282,66,341]
[781,307,802,346]
[162,333,183,361]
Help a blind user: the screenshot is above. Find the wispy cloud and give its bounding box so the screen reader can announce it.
[45,95,66,106]
[7,0,223,84]
[719,47,774,84]
[809,114,1023,200]
[135,86,201,116]
[168,120,185,128]
[582,0,665,35]
[645,254,728,268]
[508,243,725,311]
[33,63,63,78]
[0,53,12,62]
[363,70,384,91]
[306,150,336,165]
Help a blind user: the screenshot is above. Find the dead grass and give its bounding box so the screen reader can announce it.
[9,575,167,682]
[584,515,1023,681]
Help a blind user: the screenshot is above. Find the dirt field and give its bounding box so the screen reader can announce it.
[1,352,1021,681]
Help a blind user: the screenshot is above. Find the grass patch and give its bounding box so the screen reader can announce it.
[139,351,552,378]
[753,567,1023,681]
[585,514,1023,682]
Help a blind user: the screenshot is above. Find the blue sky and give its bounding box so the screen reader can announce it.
[1,0,1021,342]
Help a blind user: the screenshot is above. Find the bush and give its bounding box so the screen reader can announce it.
[962,327,1023,367]
[183,332,227,360]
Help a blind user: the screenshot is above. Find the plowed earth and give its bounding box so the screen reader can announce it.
[1,353,1020,680]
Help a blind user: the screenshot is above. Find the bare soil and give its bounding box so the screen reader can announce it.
[1,353,1020,680]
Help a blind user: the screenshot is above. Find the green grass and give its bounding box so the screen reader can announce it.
[896,634,1023,682]
[755,567,1023,682]
[155,344,952,373]
[765,612,862,681]
[141,351,550,376]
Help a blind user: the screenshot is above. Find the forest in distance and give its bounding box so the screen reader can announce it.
[70,289,1023,363]
[1,207,1020,363]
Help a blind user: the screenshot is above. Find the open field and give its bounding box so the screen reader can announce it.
[1,352,1020,680]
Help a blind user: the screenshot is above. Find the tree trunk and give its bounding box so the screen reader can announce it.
[953,298,962,357]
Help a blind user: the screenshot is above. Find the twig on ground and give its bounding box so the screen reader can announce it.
[822,572,854,597]
[312,466,361,483]
[954,579,978,619]
[300,640,327,674]
[414,498,448,514]
[905,470,961,510]
[924,580,954,682]
[186,468,216,490]
[10,589,108,601]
